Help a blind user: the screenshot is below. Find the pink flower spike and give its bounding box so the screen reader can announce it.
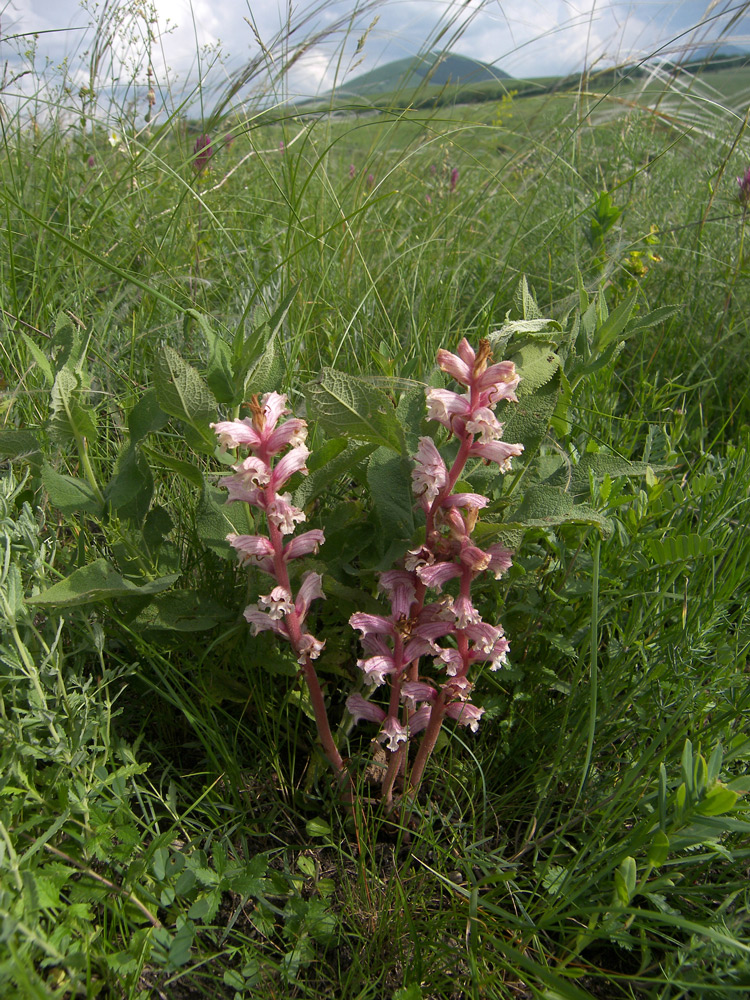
[411,437,448,508]
[416,560,462,592]
[284,529,325,561]
[470,440,524,472]
[271,445,310,489]
[211,418,261,451]
[377,716,409,752]
[487,544,513,578]
[266,494,306,534]
[346,693,386,725]
[259,586,294,619]
[436,346,472,385]
[445,701,485,732]
[295,571,325,620]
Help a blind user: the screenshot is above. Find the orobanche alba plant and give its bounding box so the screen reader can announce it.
[211,338,523,808]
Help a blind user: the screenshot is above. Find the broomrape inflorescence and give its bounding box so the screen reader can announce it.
[212,338,523,807]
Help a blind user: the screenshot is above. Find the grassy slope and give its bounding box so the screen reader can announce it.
[0,41,749,1000]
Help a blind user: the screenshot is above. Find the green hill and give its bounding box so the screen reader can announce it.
[336,51,510,98]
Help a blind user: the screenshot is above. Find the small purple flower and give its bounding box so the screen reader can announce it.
[192,134,213,174]
[450,167,459,192]
[366,173,374,188]
[430,163,437,175]
[279,140,285,153]
[87,154,95,168]
[738,167,750,205]
[349,163,356,178]
[224,133,235,149]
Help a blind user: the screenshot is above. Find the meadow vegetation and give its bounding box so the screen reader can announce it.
[1,3,749,997]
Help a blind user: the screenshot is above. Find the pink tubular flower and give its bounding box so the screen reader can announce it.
[347,693,386,725]
[193,134,213,173]
[445,701,484,732]
[259,586,294,619]
[412,437,448,508]
[469,439,524,472]
[283,530,325,561]
[227,533,275,572]
[377,716,408,752]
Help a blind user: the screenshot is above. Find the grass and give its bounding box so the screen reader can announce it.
[1,2,750,998]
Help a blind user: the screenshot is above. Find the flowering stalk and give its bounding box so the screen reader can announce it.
[347,338,523,804]
[211,393,348,789]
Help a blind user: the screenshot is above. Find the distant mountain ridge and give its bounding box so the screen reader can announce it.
[337,51,510,97]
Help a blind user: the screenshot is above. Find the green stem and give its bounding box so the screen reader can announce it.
[576,534,601,803]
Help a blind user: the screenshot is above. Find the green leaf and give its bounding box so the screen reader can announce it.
[696,783,739,817]
[395,385,427,454]
[614,856,637,906]
[592,291,637,352]
[501,367,560,467]
[511,342,561,393]
[153,345,216,445]
[304,369,404,452]
[105,445,153,522]
[128,390,168,444]
[41,463,103,516]
[21,333,54,386]
[132,590,231,631]
[195,484,250,556]
[647,830,670,867]
[0,428,42,465]
[366,446,415,541]
[29,559,178,607]
[305,818,332,838]
[508,485,612,537]
[48,366,98,445]
[513,275,543,320]
[243,337,286,398]
[201,322,236,404]
[565,453,657,499]
[294,438,376,507]
[141,446,204,488]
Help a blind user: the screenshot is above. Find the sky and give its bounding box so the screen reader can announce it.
[2,0,749,117]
